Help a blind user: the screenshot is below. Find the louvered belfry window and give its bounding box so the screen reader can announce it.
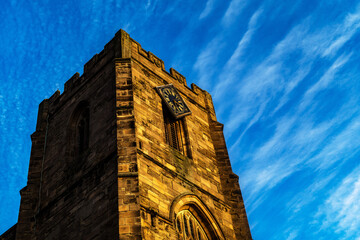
[163,107,188,156]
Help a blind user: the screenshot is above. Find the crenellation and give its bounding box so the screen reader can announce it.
[190,82,203,94]
[48,90,60,104]
[131,37,192,89]
[2,29,252,240]
[83,53,99,74]
[35,99,49,131]
[136,43,149,59]
[64,72,80,92]
[104,35,116,53]
[170,67,187,85]
[83,49,113,79]
[148,52,165,70]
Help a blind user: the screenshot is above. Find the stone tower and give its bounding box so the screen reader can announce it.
[2,30,252,240]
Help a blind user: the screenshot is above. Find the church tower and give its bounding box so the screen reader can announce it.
[6,30,252,239]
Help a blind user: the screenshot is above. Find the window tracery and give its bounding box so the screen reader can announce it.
[170,194,225,240]
[175,210,209,240]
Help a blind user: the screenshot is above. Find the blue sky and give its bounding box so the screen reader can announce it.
[1,0,360,239]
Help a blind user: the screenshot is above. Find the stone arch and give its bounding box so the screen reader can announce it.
[170,193,225,240]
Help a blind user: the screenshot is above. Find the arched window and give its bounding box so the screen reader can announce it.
[176,210,209,240]
[76,108,89,156]
[171,194,225,240]
[67,102,90,160]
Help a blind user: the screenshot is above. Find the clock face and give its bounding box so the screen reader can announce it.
[156,84,191,118]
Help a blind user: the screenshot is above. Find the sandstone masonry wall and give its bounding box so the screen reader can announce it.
[7,29,252,240]
[128,35,250,239]
[15,32,121,240]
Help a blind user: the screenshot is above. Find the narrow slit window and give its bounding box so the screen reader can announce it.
[75,107,89,158]
[77,113,89,154]
[66,101,90,163]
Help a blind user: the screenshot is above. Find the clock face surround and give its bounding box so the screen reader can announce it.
[156,84,191,118]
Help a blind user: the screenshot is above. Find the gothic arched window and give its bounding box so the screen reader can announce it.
[76,108,89,156]
[176,210,209,240]
[67,101,90,160]
[171,194,225,240]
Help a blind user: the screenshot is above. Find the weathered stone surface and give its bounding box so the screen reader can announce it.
[1,29,252,240]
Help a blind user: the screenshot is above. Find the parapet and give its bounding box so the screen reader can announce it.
[45,29,209,111]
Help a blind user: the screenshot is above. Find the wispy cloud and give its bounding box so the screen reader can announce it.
[199,0,216,19]
[287,172,336,214]
[193,36,224,89]
[240,115,333,201]
[307,113,360,170]
[299,53,352,111]
[322,8,360,57]
[221,0,247,27]
[194,8,360,231]
[272,172,337,240]
[285,228,299,240]
[194,1,260,89]
[242,158,295,202]
[315,166,360,239]
[225,4,359,140]
[240,93,359,206]
[213,8,263,101]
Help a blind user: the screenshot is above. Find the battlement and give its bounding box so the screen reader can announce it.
[44,29,209,115]
[130,36,188,86]
[62,30,190,94]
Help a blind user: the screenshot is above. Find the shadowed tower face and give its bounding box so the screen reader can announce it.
[2,30,252,240]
